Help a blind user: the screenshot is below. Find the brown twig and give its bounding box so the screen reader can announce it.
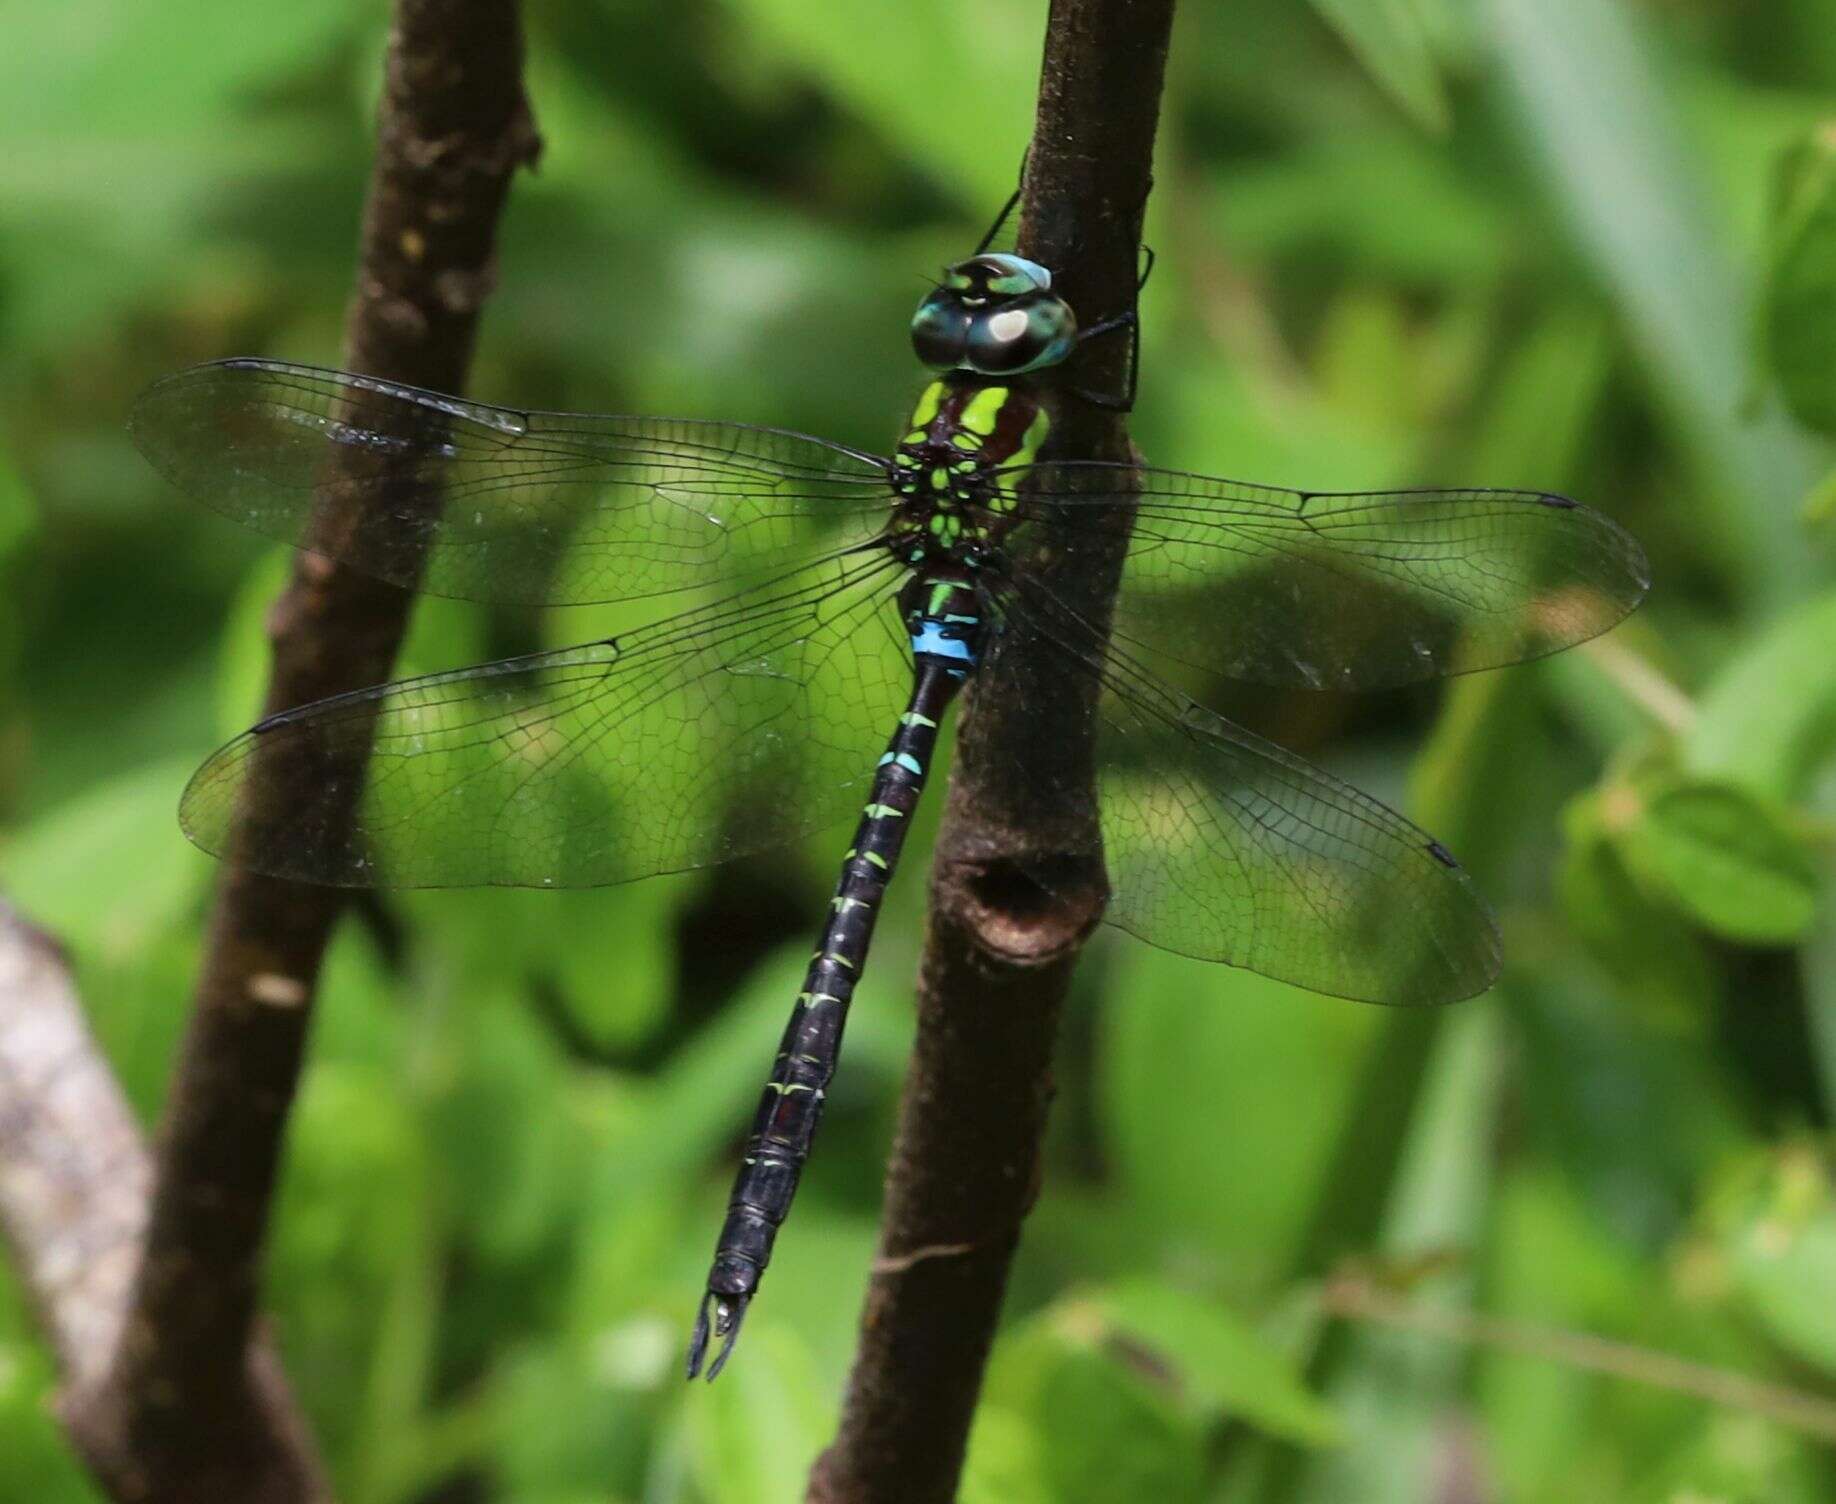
[806,3,1175,1500]
[59,6,538,1500]
[0,904,153,1390]
[0,901,328,1500]
[1323,1271,1836,1443]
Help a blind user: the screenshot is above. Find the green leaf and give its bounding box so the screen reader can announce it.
[1478,1167,1654,1499]
[1620,780,1817,945]
[1761,125,1836,434]
[486,1338,656,1501]
[0,755,209,959]
[1806,899,1836,1167]
[959,1404,1054,1504]
[982,1315,1207,1504]
[1486,0,1823,610]
[1559,786,1715,1017]
[0,449,36,561]
[1102,946,1381,1287]
[426,981,577,1264]
[1515,958,1740,1250]
[270,1057,432,1475]
[1804,465,1836,527]
[1409,659,1549,876]
[5,2,365,138]
[0,4,367,349]
[1290,1005,1503,1504]
[1461,304,1613,483]
[1686,589,1836,800]
[681,1323,832,1504]
[0,1317,104,1503]
[724,0,1035,207]
[1086,1281,1339,1446]
[1307,0,1450,133]
[1208,138,1508,287]
[1714,1147,1836,1376]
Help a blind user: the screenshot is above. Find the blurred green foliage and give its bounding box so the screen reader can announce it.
[4,1,1836,1500]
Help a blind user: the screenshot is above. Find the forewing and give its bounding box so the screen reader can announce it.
[1008,462,1649,690]
[180,554,910,887]
[133,359,895,606]
[998,581,1501,1004]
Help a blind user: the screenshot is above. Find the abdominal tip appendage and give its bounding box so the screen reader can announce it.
[686,1291,749,1381]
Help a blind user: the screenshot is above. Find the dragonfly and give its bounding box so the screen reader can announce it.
[132,202,1648,1382]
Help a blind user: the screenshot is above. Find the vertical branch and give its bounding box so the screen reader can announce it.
[60,5,539,1500]
[808,3,1175,1500]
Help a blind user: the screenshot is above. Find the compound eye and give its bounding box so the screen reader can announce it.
[964,295,1076,374]
[910,291,971,369]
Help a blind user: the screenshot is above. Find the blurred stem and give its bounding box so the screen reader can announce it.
[1307,1004,1502,1501]
[1322,1271,1836,1443]
[1579,637,1696,737]
[1250,635,1526,1499]
[805,2,1174,1500]
[60,7,540,1502]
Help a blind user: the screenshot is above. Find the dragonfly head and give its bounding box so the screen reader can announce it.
[911,253,1077,377]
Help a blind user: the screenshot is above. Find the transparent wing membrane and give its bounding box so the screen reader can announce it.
[1000,579,1502,1005]
[180,554,910,887]
[148,358,1644,994]
[1008,463,1650,690]
[132,359,895,607]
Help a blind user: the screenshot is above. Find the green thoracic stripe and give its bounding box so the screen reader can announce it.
[910,380,945,429]
[1015,406,1050,468]
[961,384,1009,435]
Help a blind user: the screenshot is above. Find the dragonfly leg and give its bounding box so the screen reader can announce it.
[974,149,1030,255]
[1065,243,1152,411]
[1068,310,1140,412]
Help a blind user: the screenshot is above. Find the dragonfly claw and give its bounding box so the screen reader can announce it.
[686,1290,749,1381]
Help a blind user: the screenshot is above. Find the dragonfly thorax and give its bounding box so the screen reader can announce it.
[888,377,1048,567]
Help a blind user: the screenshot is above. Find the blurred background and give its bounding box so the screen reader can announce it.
[5,1,1836,1500]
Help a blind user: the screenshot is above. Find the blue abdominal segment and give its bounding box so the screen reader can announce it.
[910,621,977,664]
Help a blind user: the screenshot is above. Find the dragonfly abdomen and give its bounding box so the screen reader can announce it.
[688,578,987,1379]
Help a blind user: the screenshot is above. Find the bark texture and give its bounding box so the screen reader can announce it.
[0,904,155,1392]
[807,2,1176,1499]
[59,6,538,1499]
